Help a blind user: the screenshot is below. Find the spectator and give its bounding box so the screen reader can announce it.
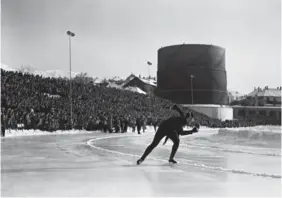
[1,110,6,137]
[1,68,278,133]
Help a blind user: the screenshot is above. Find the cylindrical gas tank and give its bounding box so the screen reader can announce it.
[156,44,228,104]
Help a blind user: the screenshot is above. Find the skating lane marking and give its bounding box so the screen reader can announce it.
[180,142,281,157]
[90,133,281,157]
[86,135,282,179]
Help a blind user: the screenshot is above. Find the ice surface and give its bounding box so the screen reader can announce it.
[1,126,281,197]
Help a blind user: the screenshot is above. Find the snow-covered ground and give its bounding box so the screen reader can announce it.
[2,126,155,137]
[1,125,281,197]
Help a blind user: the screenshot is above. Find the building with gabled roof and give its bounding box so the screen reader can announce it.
[121,74,157,95]
[246,86,281,106]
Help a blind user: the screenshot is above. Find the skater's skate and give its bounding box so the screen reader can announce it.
[169,159,177,164]
[137,158,144,165]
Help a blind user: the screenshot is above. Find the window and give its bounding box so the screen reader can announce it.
[268,97,273,102]
[238,109,245,116]
[249,110,256,115]
[269,111,276,117]
[259,110,266,116]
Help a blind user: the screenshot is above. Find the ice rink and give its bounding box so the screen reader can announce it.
[1,127,281,197]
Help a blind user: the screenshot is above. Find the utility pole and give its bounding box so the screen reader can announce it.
[67,30,75,129]
[190,74,194,104]
[147,61,152,117]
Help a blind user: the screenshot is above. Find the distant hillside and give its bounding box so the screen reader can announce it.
[0,63,147,95]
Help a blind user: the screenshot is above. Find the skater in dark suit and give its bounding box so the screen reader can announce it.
[162,123,199,145]
[162,111,199,145]
[137,105,199,165]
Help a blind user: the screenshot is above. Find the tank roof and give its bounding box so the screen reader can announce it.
[158,44,225,51]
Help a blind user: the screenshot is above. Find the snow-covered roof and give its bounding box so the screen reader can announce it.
[258,89,281,97]
[124,86,147,95]
[139,78,157,87]
[232,105,281,109]
[120,74,136,87]
[247,89,281,98]
[107,76,124,81]
[247,89,259,97]
[107,82,123,89]
[122,74,157,87]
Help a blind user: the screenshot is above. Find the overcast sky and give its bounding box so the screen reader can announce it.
[1,0,281,94]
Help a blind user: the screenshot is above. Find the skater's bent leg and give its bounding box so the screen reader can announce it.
[168,132,180,161]
[140,132,165,160]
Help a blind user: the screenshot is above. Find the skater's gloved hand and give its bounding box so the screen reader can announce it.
[192,127,198,133]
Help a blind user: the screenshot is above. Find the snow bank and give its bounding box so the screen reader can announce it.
[217,126,281,142]
[2,129,96,138]
[3,125,280,143]
[2,126,157,138]
[2,125,218,138]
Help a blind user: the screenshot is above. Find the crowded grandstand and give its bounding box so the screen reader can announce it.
[1,67,281,136]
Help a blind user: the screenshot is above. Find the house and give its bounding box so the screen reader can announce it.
[122,74,157,95]
[228,91,245,103]
[233,105,281,125]
[246,86,281,106]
